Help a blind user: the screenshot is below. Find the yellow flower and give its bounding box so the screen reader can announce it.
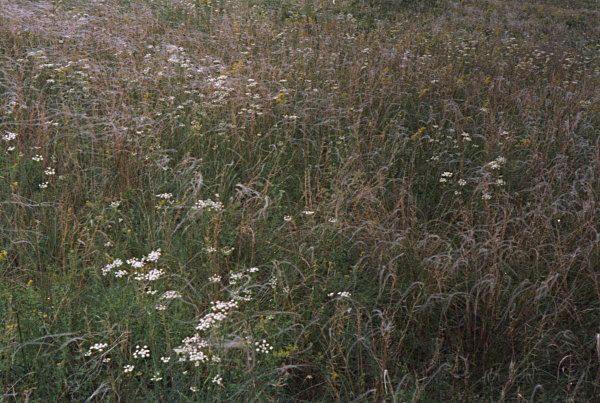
[411,127,426,141]
[229,60,245,75]
[274,91,287,105]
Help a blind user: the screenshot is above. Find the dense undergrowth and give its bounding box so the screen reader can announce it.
[0,0,598,400]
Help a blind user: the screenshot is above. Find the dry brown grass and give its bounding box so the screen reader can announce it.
[0,0,598,400]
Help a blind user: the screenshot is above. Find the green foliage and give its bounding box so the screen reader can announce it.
[0,0,598,400]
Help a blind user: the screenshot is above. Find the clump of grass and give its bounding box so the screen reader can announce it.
[0,0,598,400]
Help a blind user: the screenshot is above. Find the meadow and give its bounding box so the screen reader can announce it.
[0,0,598,400]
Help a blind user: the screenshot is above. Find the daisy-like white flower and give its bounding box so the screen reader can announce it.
[123,364,135,373]
[133,345,150,359]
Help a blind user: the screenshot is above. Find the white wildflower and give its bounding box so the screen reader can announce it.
[212,374,223,386]
[161,290,181,300]
[208,274,221,283]
[133,345,150,359]
[145,249,161,262]
[194,199,223,212]
[2,131,17,141]
[254,339,273,354]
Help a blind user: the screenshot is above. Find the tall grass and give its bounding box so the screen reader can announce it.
[0,0,598,400]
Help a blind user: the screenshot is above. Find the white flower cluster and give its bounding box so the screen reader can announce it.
[84,342,108,356]
[229,272,244,285]
[2,131,17,141]
[174,298,241,365]
[439,171,453,183]
[3,131,17,152]
[146,249,161,262]
[127,257,145,269]
[196,300,238,331]
[102,250,163,282]
[193,198,223,212]
[212,374,223,386]
[486,156,506,170]
[208,274,221,283]
[328,291,352,298]
[174,334,209,365]
[173,253,267,368]
[161,290,181,300]
[102,258,123,276]
[204,246,235,256]
[133,345,150,359]
[155,193,173,200]
[134,268,164,282]
[254,339,273,354]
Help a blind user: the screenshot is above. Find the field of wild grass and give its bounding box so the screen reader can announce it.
[0,0,598,400]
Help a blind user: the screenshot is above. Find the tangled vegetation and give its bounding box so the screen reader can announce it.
[0,0,598,400]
